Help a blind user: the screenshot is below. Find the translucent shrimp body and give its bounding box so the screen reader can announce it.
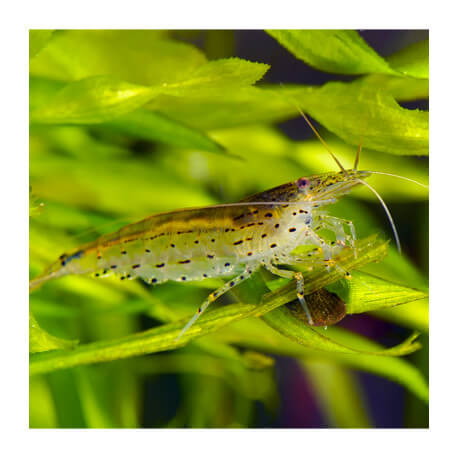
[30,169,370,337]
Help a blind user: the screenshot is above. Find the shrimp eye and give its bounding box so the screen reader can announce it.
[297,177,310,190]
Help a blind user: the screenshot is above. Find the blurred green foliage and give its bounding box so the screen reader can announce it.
[29,30,428,428]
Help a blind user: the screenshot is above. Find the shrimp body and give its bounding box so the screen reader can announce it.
[30,169,371,337]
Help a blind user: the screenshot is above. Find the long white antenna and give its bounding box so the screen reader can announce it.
[366,171,429,189]
[356,179,402,253]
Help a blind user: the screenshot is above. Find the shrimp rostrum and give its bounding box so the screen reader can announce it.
[30,168,375,338]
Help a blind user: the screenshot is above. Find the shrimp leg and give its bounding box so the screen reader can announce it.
[263,263,314,325]
[176,266,256,340]
[315,214,357,256]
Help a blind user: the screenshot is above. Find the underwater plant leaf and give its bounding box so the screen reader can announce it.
[290,81,429,156]
[161,58,270,96]
[371,298,429,332]
[30,58,270,129]
[153,82,428,156]
[29,188,44,217]
[29,311,77,353]
[302,360,372,427]
[266,30,396,75]
[30,154,215,216]
[261,307,421,356]
[29,77,66,111]
[266,31,428,80]
[327,271,428,315]
[104,110,226,154]
[28,303,258,375]
[29,78,225,154]
[360,74,429,101]
[387,39,429,79]
[74,366,118,428]
[150,86,296,130]
[360,247,428,292]
[29,376,59,427]
[29,30,207,85]
[29,30,55,59]
[30,76,159,124]
[210,318,428,403]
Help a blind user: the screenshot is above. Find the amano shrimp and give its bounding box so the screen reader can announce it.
[30,111,421,339]
[29,168,375,336]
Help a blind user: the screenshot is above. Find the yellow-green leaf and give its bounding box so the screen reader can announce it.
[326,271,428,315]
[161,58,270,96]
[29,311,77,353]
[266,30,396,75]
[291,81,429,156]
[29,30,207,85]
[30,76,158,124]
[104,110,226,154]
[302,361,371,427]
[387,39,429,79]
[211,318,428,402]
[261,306,421,356]
[29,30,55,59]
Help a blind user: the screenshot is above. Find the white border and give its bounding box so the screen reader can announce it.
[3,0,452,456]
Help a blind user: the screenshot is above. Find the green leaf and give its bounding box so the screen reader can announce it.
[302,361,372,427]
[360,74,429,101]
[29,187,44,217]
[387,39,429,79]
[261,307,421,356]
[29,376,58,427]
[153,82,428,157]
[29,77,66,112]
[104,110,225,154]
[361,247,428,291]
[211,318,428,402]
[152,86,294,130]
[372,298,429,332]
[45,371,87,427]
[30,76,158,124]
[267,31,428,81]
[29,30,55,59]
[28,303,256,375]
[29,78,226,153]
[329,271,428,315]
[74,367,117,428]
[266,30,396,75]
[290,81,429,156]
[29,154,215,216]
[29,30,207,85]
[30,58,270,129]
[29,311,77,353]
[161,58,270,96]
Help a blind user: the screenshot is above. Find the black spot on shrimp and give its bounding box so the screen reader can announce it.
[60,250,84,266]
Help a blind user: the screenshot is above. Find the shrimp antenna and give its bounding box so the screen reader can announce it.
[366,171,429,189]
[354,142,361,171]
[276,84,347,175]
[356,178,402,253]
[294,105,348,176]
[354,113,368,171]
